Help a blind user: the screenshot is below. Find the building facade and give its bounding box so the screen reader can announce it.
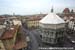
[1,25,19,50]
[39,13,65,44]
[0,40,5,50]
[26,16,41,29]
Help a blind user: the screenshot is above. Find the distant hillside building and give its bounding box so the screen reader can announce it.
[39,13,65,44]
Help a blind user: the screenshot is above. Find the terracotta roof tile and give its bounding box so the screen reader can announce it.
[1,25,18,40]
[28,16,41,21]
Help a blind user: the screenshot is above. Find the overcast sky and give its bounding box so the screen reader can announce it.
[0,0,75,15]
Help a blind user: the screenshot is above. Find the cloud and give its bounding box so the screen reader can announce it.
[0,0,75,15]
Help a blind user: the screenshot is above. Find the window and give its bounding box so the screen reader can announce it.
[50,32,54,36]
[40,35,42,38]
[47,31,49,35]
[49,38,52,42]
[43,37,46,41]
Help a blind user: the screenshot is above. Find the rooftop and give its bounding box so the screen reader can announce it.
[0,25,18,40]
[39,13,65,24]
[27,16,42,21]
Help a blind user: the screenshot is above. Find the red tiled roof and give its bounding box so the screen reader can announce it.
[1,25,18,40]
[13,34,27,50]
[28,16,41,21]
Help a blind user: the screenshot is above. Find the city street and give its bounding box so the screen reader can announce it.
[30,29,42,46]
[22,26,40,50]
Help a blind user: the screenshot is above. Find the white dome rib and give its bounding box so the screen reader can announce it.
[39,13,65,24]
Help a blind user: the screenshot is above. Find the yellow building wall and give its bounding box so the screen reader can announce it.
[27,20,39,28]
[2,37,17,50]
[0,40,5,50]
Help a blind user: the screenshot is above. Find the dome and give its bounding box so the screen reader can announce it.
[39,13,65,24]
